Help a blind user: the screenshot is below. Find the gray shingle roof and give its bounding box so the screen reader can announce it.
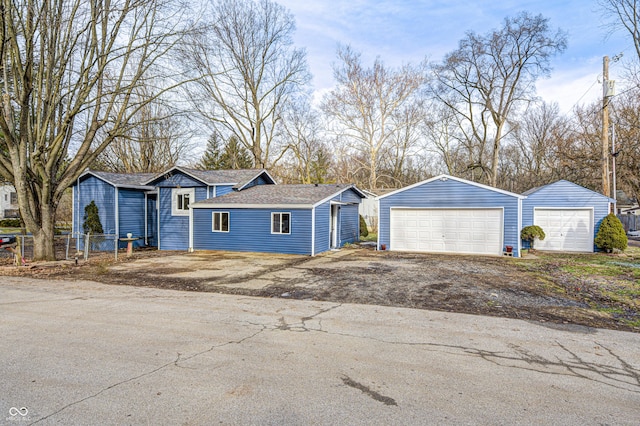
[193,184,360,207]
[86,171,156,187]
[144,166,273,187]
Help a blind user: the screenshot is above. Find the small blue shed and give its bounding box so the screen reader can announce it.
[522,180,614,252]
[378,175,525,257]
[190,184,365,256]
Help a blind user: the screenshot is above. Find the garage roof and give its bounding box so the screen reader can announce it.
[378,174,525,200]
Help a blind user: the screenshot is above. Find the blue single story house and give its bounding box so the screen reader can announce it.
[377,175,524,257]
[522,180,614,252]
[72,167,364,256]
[190,184,365,255]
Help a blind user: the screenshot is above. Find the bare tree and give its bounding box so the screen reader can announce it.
[0,0,187,260]
[94,86,193,173]
[431,12,567,186]
[279,98,332,184]
[600,0,640,61]
[183,0,310,168]
[322,45,427,190]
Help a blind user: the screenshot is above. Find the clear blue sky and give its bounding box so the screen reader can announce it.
[278,0,633,113]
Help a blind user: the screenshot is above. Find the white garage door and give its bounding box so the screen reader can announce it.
[533,208,593,252]
[390,208,503,255]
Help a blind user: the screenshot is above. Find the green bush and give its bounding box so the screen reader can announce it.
[595,213,627,252]
[0,218,21,227]
[359,215,369,237]
[521,225,545,249]
[83,201,104,234]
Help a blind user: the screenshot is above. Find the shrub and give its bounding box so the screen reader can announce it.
[83,201,104,234]
[521,225,545,249]
[0,218,21,228]
[595,213,627,252]
[359,215,369,237]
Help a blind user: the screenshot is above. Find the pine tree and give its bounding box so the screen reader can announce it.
[83,201,104,234]
[220,136,253,169]
[198,133,224,170]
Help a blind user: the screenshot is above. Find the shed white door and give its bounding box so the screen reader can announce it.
[390,208,503,255]
[533,208,593,252]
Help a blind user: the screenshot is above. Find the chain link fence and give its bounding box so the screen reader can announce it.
[0,233,119,262]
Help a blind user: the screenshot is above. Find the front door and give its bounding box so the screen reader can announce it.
[330,204,339,249]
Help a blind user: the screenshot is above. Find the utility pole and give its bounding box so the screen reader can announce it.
[602,55,611,198]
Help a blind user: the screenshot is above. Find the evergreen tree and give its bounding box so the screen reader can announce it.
[83,201,104,234]
[198,133,224,170]
[220,136,253,169]
[595,213,627,252]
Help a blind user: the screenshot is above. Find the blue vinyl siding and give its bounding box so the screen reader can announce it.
[242,175,270,189]
[192,208,313,255]
[153,172,202,188]
[522,180,611,250]
[216,185,235,197]
[74,176,117,235]
[379,178,520,256]
[339,188,362,204]
[340,204,360,244]
[314,203,330,254]
[158,186,208,250]
[118,189,146,248]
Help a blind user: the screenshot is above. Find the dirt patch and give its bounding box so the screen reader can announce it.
[1,246,638,332]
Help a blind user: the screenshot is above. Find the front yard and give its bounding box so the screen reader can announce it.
[2,245,639,332]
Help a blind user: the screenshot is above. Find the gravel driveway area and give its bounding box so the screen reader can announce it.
[11,246,635,331]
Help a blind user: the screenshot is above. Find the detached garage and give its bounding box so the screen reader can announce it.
[378,175,524,257]
[522,180,614,253]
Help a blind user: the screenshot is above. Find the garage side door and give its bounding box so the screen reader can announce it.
[390,208,503,255]
[534,208,593,252]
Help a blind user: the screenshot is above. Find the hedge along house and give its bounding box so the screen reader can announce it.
[141,167,276,250]
[72,167,276,251]
[377,175,525,257]
[72,171,156,249]
[522,180,615,252]
[190,184,365,256]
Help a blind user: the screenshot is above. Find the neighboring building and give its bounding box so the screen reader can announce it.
[72,167,364,256]
[0,184,19,219]
[522,180,615,252]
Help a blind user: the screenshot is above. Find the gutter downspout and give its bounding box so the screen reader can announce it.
[311,206,315,256]
[144,193,148,246]
[115,187,120,244]
[188,205,194,253]
[517,197,523,258]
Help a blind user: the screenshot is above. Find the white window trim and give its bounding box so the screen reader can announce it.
[171,188,195,216]
[271,212,291,235]
[212,211,230,233]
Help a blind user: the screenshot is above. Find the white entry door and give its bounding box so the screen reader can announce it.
[533,208,593,252]
[390,208,503,255]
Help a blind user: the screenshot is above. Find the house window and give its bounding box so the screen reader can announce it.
[171,188,194,216]
[212,212,229,232]
[272,212,291,234]
[10,192,17,204]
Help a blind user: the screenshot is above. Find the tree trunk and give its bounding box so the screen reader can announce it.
[30,206,57,261]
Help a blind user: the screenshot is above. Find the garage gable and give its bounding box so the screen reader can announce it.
[378,175,524,256]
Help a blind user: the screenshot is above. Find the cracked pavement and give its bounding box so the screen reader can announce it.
[1,277,639,425]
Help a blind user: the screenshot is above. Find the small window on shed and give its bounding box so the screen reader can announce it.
[10,192,17,204]
[272,212,290,234]
[212,212,229,232]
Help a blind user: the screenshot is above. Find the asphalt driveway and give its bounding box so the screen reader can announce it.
[1,277,639,424]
